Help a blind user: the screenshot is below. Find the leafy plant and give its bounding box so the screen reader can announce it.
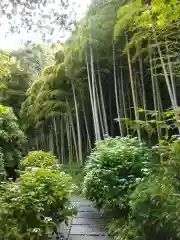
[109,138,180,240]
[0,105,26,180]
[126,169,180,240]
[117,108,180,140]
[83,136,152,217]
[0,168,76,240]
[20,151,58,170]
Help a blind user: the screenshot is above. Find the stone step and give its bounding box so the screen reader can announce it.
[68,235,112,240]
[72,218,105,225]
[76,211,101,219]
[78,206,99,213]
[73,202,94,208]
[70,225,107,235]
[71,196,91,203]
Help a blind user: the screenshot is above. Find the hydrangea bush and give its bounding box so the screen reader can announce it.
[0,168,76,239]
[83,136,152,217]
[108,138,180,240]
[20,151,58,170]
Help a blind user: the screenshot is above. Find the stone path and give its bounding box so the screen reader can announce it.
[57,196,112,240]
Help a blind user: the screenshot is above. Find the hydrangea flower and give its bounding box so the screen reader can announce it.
[32,228,41,233]
[127,175,136,179]
[44,217,52,222]
[136,178,142,184]
[60,171,65,176]
[118,178,127,183]
[31,167,40,171]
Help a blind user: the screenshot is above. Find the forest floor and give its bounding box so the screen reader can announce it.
[55,195,112,240]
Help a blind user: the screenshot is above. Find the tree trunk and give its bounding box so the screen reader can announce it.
[66,100,79,163]
[126,33,141,140]
[148,42,160,139]
[113,40,123,136]
[97,61,109,135]
[89,40,101,140]
[85,51,98,140]
[71,80,83,165]
[52,116,60,160]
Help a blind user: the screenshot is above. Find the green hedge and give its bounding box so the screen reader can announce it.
[20,151,58,170]
[83,136,180,240]
[0,168,76,239]
[0,105,26,180]
[83,136,152,217]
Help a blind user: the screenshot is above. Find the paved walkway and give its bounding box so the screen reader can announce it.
[56,196,112,240]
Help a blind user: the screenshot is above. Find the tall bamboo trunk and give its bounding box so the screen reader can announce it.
[85,51,98,140]
[71,80,83,165]
[113,40,123,136]
[89,40,101,140]
[97,61,109,135]
[109,89,114,136]
[126,33,141,140]
[49,123,54,153]
[40,125,45,150]
[65,114,72,164]
[139,55,147,122]
[60,116,65,164]
[52,116,60,160]
[35,133,39,150]
[95,78,104,135]
[153,29,175,106]
[66,100,79,163]
[82,99,91,150]
[165,41,178,106]
[120,66,129,134]
[153,29,180,134]
[148,42,160,139]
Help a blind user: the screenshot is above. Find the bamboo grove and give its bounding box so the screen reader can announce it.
[1,0,180,164]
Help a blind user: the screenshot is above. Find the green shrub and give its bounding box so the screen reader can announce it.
[0,168,76,240]
[20,151,57,170]
[111,139,180,240]
[108,218,138,240]
[121,169,180,240]
[0,105,26,179]
[83,136,152,217]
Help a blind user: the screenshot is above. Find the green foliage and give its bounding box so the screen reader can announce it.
[0,63,30,116]
[0,52,16,89]
[0,105,26,172]
[62,164,84,195]
[20,61,74,129]
[83,134,180,240]
[126,169,180,240]
[118,108,180,139]
[11,44,56,79]
[0,148,5,181]
[83,136,152,217]
[114,0,180,62]
[0,168,76,239]
[0,52,14,79]
[135,0,180,29]
[107,138,180,240]
[20,151,58,170]
[115,0,180,36]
